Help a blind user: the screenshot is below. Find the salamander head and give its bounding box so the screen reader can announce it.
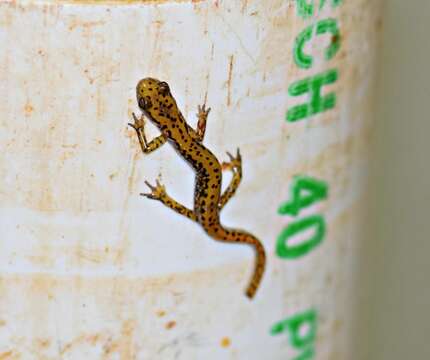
[136,77,178,127]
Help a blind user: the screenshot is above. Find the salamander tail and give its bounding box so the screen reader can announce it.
[205,224,266,299]
[244,238,266,299]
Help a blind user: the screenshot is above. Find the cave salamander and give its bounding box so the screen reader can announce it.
[128,78,266,298]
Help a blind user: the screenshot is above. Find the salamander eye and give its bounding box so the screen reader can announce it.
[138,97,146,109]
[158,81,170,96]
[138,97,152,110]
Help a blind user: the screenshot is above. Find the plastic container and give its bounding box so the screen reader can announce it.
[0,0,381,358]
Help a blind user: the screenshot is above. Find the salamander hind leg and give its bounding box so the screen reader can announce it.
[142,180,197,222]
[219,148,242,210]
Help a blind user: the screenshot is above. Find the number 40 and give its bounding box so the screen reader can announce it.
[276,176,328,259]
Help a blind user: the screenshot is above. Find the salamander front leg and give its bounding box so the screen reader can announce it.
[219,148,242,210]
[128,112,167,154]
[196,104,211,142]
[141,180,197,222]
[189,104,211,142]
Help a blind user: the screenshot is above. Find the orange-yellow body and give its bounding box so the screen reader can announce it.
[129,78,266,298]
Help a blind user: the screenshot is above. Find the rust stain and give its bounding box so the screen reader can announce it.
[118,320,136,358]
[226,55,234,107]
[55,0,205,4]
[23,101,34,116]
[241,0,248,14]
[147,14,164,72]
[203,77,209,105]
[96,84,104,120]
[102,338,120,358]
[127,151,139,195]
[61,333,102,355]
[156,310,166,317]
[56,322,136,358]
[0,351,18,360]
[220,337,231,348]
[203,43,215,105]
[68,18,105,31]
[61,143,78,149]
[59,149,76,164]
[75,247,104,263]
[27,252,54,267]
[165,320,176,330]
[113,148,140,265]
[152,19,165,26]
[0,264,248,354]
[35,338,51,348]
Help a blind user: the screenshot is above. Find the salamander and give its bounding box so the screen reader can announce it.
[128,78,266,299]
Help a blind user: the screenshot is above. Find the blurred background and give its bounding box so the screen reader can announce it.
[355,0,430,358]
